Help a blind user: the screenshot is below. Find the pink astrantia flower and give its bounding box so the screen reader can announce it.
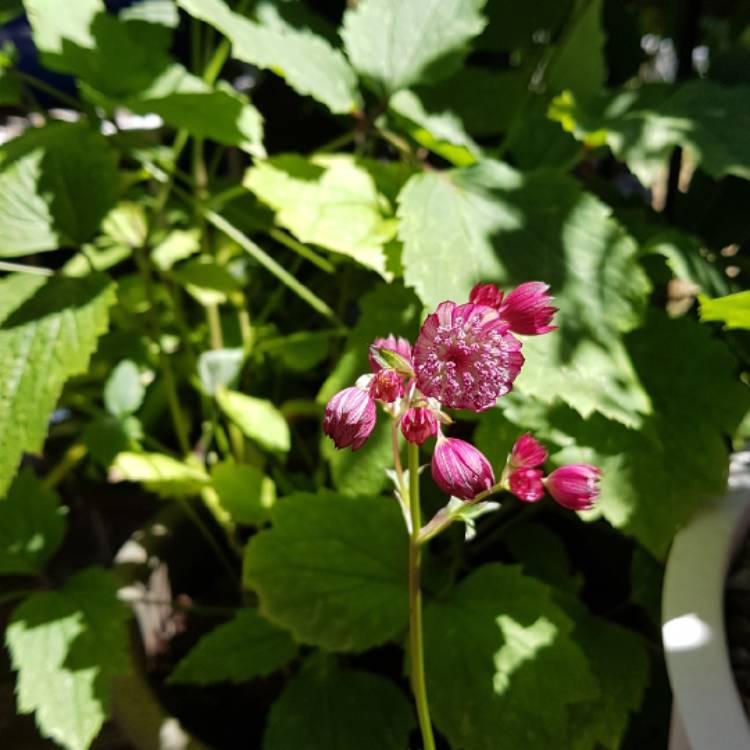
[509,468,545,502]
[323,387,376,451]
[545,464,601,510]
[431,436,495,500]
[400,407,438,445]
[500,282,557,336]
[469,281,557,336]
[370,369,404,403]
[509,433,548,469]
[368,335,413,373]
[413,301,524,412]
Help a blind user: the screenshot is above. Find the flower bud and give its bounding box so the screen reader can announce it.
[545,464,601,510]
[323,387,376,451]
[499,282,557,336]
[509,433,547,469]
[431,436,495,500]
[368,335,413,373]
[369,369,404,403]
[469,282,505,309]
[509,468,545,502]
[400,407,438,445]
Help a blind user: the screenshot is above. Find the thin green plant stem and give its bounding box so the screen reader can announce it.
[268,227,335,274]
[43,443,88,489]
[391,419,410,529]
[134,246,191,456]
[0,260,53,276]
[171,182,339,323]
[201,0,252,85]
[313,129,357,154]
[174,496,239,585]
[407,442,437,750]
[15,71,82,110]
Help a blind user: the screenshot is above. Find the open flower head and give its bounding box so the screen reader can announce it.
[323,386,376,451]
[413,301,524,412]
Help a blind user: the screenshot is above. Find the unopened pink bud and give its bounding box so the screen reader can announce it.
[370,369,404,403]
[400,407,438,445]
[368,335,413,373]
[469,283,505,309]
[545,464,601,510]
[509,433,548,469]
[499,282,557,335]
[431,437,495,500]
[323,387,376,451]
[509,468,545,502]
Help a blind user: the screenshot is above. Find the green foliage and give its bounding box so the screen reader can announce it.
[5,567,129,750]
[169,608,296,685]
[111,452,209,497]
[0,469,66,575]
[700,291,750,329]
[424,564,597,749]
[341,0,487,94]
[244,490,408,651]
[0,123,119,256]
[216,389,291,453]
[104,360,145,418]
[263,657,414,750]
[551,81,750,185]
[176,0,360,114]
[210,461,276,525]
[0,273,114,498]
[245,155,401,278]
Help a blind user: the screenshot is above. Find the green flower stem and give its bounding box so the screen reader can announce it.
[407,442,437,750]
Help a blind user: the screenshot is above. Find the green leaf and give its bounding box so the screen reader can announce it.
[110,452,209,497]
[550,81,750,185]
[424,564,596,750]
[24,0,174,98]
[100,202,147,248]
[198,348,244,396]
[245,154,399,279]
[699,291,750,330]
[0,273,114,498]
[176,0,360,114]
[544,0,606,97]
[104,360,145,418]
[172,257,241,306]
[152,228,201,271]
[127,64,265,156]
[0,469,66,576]
[6,567,129,750]
[119,0,179,27]
[397,160,652,427]
[244,490,408,652]
[216,389,290,453]
[0,123,119,256]
[341,0,488,94]
[263,657,414,750]
[169,608,296,685]
[389,89,481,166]
[554,595,649,750]
[211,461,276,526]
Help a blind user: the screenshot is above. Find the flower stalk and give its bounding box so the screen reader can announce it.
[407,442,436,750]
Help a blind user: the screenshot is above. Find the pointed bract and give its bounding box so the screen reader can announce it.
[469,282,505,308]
[368,335,413,373]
